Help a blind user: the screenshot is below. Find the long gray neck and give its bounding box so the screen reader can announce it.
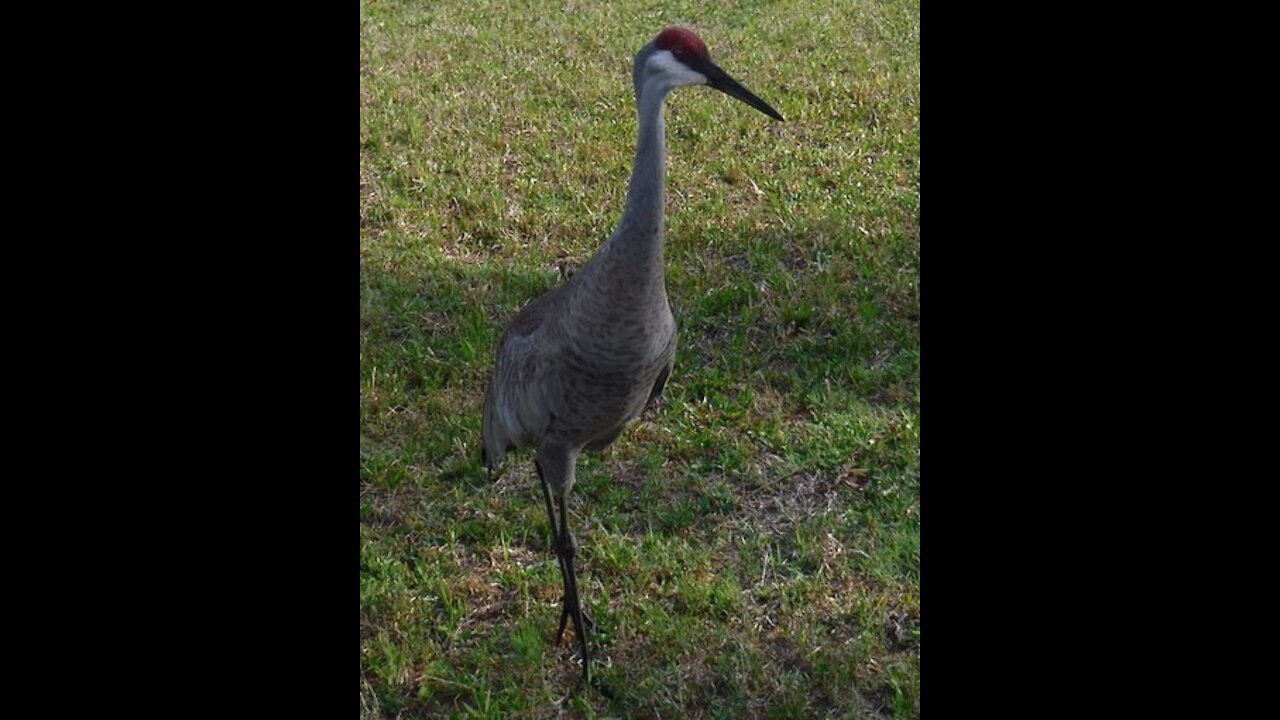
[570,70,673,317]
[617,78,669,245]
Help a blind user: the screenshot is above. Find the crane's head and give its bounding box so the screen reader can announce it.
[638,27,785,122]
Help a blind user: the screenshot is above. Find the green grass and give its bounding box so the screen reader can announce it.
[361,0,919,717]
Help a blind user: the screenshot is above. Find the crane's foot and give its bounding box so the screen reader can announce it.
[562,578,591,685]
[551,567,592,685]
[553,562,592,685]
[589,676,617,700]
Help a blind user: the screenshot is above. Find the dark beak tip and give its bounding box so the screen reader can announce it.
[704,66,784,123]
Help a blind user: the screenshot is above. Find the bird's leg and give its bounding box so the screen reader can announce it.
[536,462,574,640]
[553,524,595,634]
[536,461,593,683]
[537,462,594,641]
[558,490,591,683]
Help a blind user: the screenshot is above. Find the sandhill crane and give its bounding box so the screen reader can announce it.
[482,27,783,684]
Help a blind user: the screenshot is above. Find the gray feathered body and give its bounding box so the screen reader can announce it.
[482,42,678,494]
[481,247,676,486]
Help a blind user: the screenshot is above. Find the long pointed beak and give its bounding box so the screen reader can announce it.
[700,60,784,122]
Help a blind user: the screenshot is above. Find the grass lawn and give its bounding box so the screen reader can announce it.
[361,0,919,716]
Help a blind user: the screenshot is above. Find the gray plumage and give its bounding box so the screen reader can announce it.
[482,42,677,492]
[479,27,783,686]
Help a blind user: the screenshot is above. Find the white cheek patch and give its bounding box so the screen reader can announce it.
[648,50,708,87]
